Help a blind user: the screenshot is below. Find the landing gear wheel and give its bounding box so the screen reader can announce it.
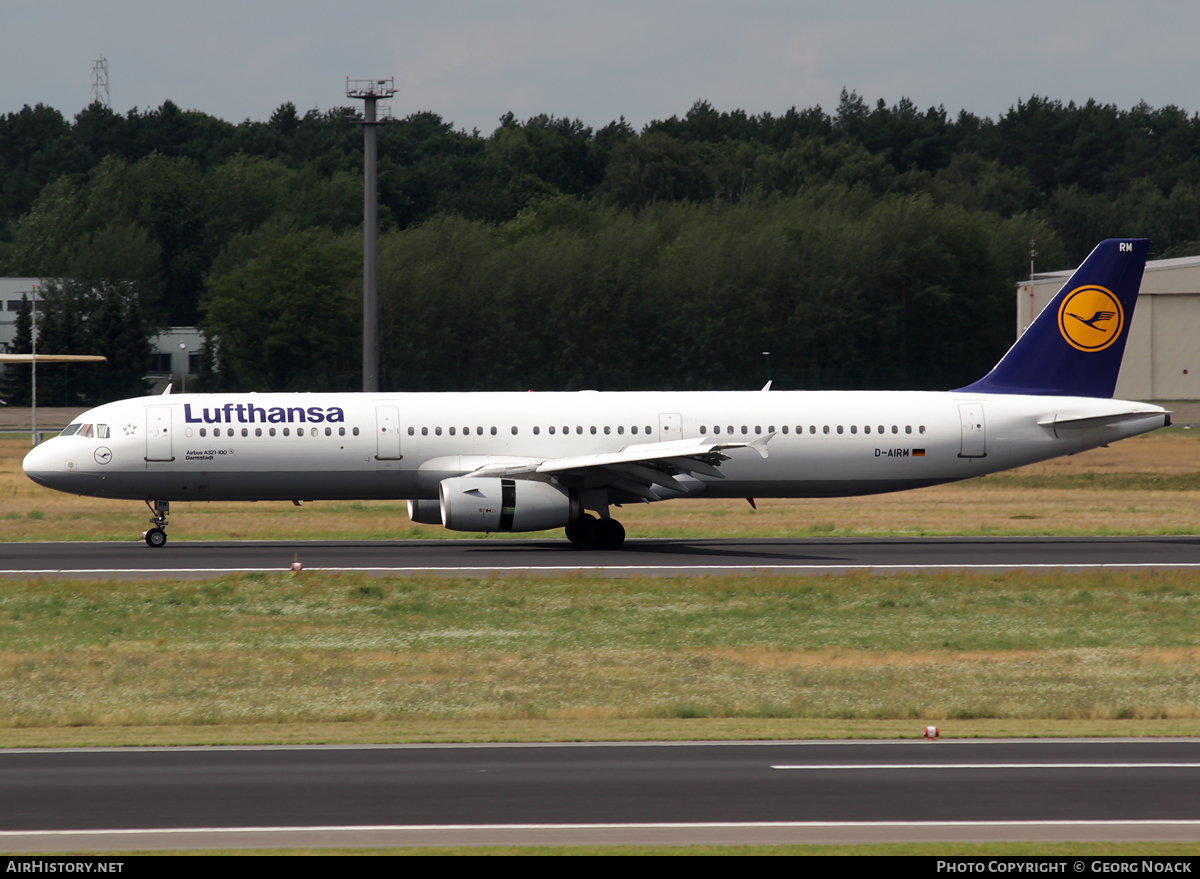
[145,527,167,548]
[565,513,597,545]
[591,518,625,550]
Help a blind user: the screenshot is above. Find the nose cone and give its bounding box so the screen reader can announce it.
[22,439,73,491]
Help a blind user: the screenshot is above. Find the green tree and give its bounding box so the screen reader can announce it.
[202,229,360,391]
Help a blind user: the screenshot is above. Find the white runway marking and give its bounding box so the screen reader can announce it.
[4,563,1200,576]
[770,763,1200,770]
[5,819,1200,838]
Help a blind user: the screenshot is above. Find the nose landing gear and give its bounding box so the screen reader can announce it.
[143,500,170,547]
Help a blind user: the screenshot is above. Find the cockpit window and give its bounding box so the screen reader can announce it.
[77,424,94,438]
[60,424,81,437]
[96,424,110,438]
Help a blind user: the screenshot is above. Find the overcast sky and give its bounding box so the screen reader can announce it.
[4,1,1199,133]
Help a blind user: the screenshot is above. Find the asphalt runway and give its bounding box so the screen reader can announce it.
[2,535,1200,577]
[2,740,1199,850]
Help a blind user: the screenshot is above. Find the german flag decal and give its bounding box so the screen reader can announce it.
[913,449,926,457]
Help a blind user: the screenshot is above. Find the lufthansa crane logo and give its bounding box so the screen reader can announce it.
[1057,285,1124,352]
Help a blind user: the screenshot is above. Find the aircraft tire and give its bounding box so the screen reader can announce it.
[591,518,625,550]
[565,513,597,545]
[145,528,167,548]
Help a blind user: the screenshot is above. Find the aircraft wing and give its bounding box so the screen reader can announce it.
[464,434,774,498]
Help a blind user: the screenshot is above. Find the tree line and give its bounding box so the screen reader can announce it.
[1,92,1198,402]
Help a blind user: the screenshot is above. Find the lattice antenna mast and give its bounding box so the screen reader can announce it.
[90,56,110,109]
[346,77,396,393]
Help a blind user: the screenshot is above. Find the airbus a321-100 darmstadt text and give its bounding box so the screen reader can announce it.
[23,239,1169,549]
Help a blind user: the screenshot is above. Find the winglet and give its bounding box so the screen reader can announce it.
[748,432,774,458]
[955,239,1149,398]
[161,383,173,395]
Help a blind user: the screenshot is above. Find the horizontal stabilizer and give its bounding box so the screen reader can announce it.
[1037,409,1169,430]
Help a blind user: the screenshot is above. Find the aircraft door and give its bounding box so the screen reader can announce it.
[658,413,681,442]
[145,406,174,462]
[375,406,403,464]
[958,403,986,458]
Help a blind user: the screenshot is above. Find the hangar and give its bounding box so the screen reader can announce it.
[1017,253,1200,400]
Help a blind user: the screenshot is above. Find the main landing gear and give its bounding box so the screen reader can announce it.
[565,513,626,550]
[143,499,170,547]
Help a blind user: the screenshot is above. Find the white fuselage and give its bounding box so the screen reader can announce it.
[22,390,1168,504]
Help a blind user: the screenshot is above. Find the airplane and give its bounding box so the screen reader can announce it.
[22,238,1169,550]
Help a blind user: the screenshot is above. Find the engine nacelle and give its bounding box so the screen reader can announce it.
[407,498,443,525]
[439,477,576,532]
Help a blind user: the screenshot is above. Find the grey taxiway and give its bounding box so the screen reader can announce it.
[1,535,1199,577]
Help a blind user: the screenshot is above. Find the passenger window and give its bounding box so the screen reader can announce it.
[422,427,428,436]
[339,427,346,436]
[617,426,624,435]
[604,426,610,435]
[905,425,912,434]
[512,427,518,435]
[435,427,442,436]
[242,428,249,437]
[408,427,414,436]
[810,425,816,434]
[256,428,262,437]
[781,425,788,434]
[449,427,455,436]
[353,427,360,436]
[837,426,844,434]
[631,426,638,435]
[576,426,583,434]
[645,426,652,435]
[755,426,762,435]
[269,428,276,437]
[491,427,497,435]
[549,426,556,435]
[283,428,290,436]
[590,426,597,435]
[325,427,332,437]
[700,425,707,435]
[864,425,870,434]
[200,428,207,437]
[878,425,885,434]
[533,426,540,435]
[919,425,927,434]
[741,426,748,435]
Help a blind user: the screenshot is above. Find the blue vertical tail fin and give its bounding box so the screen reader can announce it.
[956,238,1149,397]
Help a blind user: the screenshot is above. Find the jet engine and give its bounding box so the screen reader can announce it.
[439,476,577,532]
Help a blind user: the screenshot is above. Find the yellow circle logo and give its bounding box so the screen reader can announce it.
[1058,285,1124,352]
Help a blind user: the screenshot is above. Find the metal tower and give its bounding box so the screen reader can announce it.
[346,77,396,393]
[90,57,110,109]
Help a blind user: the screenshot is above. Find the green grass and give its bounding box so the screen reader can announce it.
[1,569,1197,737]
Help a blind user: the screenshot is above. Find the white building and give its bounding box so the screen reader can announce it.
[0,278,203,393]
